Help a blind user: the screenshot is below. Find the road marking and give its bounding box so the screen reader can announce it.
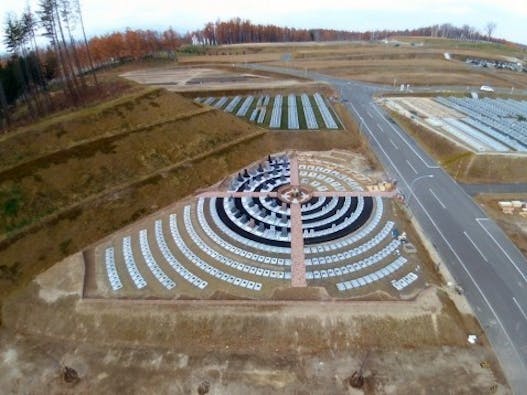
[476,218,527,283]
[389,139,399,149]
[513,297,527,322]
[371,104,439,169]
[406,160,418,174]
[349,100,522,370]
[367,110,373,118]
[376,123,384,133]
[429,188,446,209]
[350,103,523,380]
[463,231,488,262]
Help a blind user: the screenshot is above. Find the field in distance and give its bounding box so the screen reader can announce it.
[177,38,527,89]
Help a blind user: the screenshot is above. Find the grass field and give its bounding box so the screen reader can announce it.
[177,38,527,89]
[0,85,368,308]
[388,110,527,183]
[0,44,513,393]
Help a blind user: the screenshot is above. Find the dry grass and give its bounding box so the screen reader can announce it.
[0,82,369,308]
[0,259,507,393]
[475,193,527,259]
[180,39,527,88]
[388,110,527,183]
[0,43,513,394]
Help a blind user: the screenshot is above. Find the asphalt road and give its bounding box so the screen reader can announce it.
[460,183,527,196]
[244,63,527,393]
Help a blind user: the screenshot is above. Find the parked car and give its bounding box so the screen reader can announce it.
[480,85,495,92]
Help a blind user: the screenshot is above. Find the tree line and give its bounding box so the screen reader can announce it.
[1,10,502,130]
[190,18,500,45]
[1,0,101,128]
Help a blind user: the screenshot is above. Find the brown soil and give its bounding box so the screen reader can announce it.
[0,255,509,394]
[0,85,366,310]
[0,55,512,393]
[475,193,527,259]
[387,110,527,183]
[264,43,527,88]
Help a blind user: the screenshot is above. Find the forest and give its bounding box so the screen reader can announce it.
[1,5,503,130]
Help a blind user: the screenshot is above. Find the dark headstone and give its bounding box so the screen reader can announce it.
[197,381,210,395]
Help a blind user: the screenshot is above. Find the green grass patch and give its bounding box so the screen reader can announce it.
[59,238,72,255]
[264,97,274,126]
[1,188,22,217]
[322,97,343,129]
[280,97,288,129]
[296,95,307,130]
[309,95,326,129]
[231,96,245,115]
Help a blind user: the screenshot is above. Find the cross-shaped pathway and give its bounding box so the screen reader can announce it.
[198,151,396,288]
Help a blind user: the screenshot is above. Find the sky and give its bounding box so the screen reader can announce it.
[1,0,526,53]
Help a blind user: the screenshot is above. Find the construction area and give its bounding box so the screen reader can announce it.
[2,37,523,393]
[86,150,423,300]
[382,96,527,153]
[195,93,342,130]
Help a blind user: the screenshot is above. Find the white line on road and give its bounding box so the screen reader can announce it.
[329,88,527,388]
[376,123,384,132]
[429,188,446,209]
[367,110,373,118]
[389,139,399,149]
[464,231,488,262]
[476,218,527,283]
[371,105,439,169]
[513,297,527,322]
[347,101,523,373]
[406,160,418,174]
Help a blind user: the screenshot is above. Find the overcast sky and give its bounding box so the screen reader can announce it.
[1,0,526,53]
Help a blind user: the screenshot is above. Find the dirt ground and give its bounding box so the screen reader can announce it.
[175,38,527,89]
[384,108,527,184]
[0,253,509,394]
[120,66,307,92]
[265,41,527,88]
[0,84,367,310]
[475,193,527,259]
[0,46,518,392]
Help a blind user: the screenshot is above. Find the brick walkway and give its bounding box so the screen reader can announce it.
[289,202,306,287]
[312,190,396,198]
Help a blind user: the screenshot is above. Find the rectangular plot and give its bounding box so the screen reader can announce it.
[301,93,319,129]
[214,96,228,108]
[225,96,242,112]
[269,95,283,128]
[287,94,299,129]
[257,108,267,124]
[314,93,339,129]
[236,96,254,117]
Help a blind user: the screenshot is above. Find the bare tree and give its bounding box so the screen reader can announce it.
[485,22,497,41]
[59,0,87,90]
[73,0,99,87]
[39,0,79,104]
[4,13,37,119]
[22,6,52,113]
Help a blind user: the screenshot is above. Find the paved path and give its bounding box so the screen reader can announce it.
[312,190,396,198]
[241,63,527,394]
[289,154,300,185]
[288,154,307,287]
[289,202,307,287]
